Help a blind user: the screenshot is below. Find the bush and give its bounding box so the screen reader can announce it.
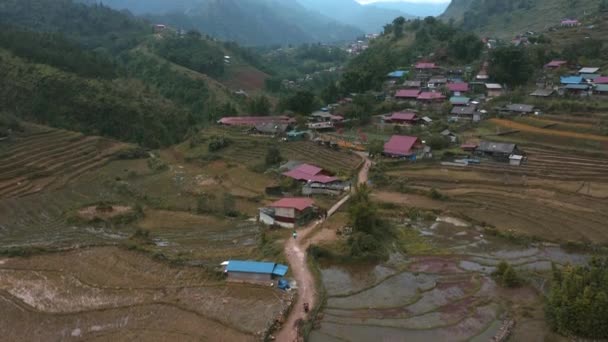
[429,188,447,200]
[265,146,283,166]
[493,261,522,287]
[208,136,232,152]
[147,157,169,172]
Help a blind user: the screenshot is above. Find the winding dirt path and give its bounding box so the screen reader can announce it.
[274,155,371,342]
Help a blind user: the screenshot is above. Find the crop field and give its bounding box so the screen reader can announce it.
[185,127,363,176]
[0,124,127,199]
[0,247,288,341]
[310,217,583,342]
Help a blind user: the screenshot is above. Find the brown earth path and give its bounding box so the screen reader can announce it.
[490,118,608,142]
[274,155,371,342]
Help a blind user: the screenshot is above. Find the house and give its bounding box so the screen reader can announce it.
[499,104,535,115]
[485,83,503,98]
[450,96,470,106]
[417,92,446,103]
[384,112,419,125]
[259,198,316,229]
[441,129,457,143]
[224,260,288,284]
[594,77,608,84]
[565,84,590,95]
[450,106,477,121]
[476,141,522,161]
[460,143,478,152]
[283,163,336,183]
[595,84,608,95]
[476,70,489,81]
[579,67,600,74]
[154,24,167,33]
[403,80,421,88]
[252,123,289,135]
[218,116,294,127]
[561,19,580,27]
[415,62,437,71]
[427,77,448,89]
[530,89,555,97]
[561,76,583,85]
[395,89,421,100]
[383,135,425,159]
[544,60,567,69]
[447,82,469,94]
[387,70,408,78]
[581,74,601,82]
[421,116,433,124]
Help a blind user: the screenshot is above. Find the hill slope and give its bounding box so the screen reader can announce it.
[370,1,449,18]
[441,0,600,37]
[96,0,363,46]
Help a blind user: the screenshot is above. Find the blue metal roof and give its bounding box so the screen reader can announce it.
[387,70,408,78]
[561,76,583,84]
[226,260,288,276]
[566,84,589,90]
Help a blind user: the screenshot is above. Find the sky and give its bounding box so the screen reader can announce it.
[357,0,450,4]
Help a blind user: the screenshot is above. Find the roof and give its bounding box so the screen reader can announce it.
[579,67,599,74]
[545,60,567,68]
[504,104,534,113]
[565,84,590,90]
[530,89,554,97]
[226,260,288,276]
[429,77,447,84]
[595,77,608,84]
[581,73,601,80]
[417,92,446,100]
[395,89,421,98]
[383,135,421,156]
[421,116,433,123]
[485,83,503,90]
[415,62,436,69]
[451,106,476,115]
[269,198,315,211]
[450,96,470,105]
[560,76,583,84]
[387,70,408,78]
[478,141,517,154]
[596,84,608,92]
[282,164,338,183]
[403,80,421,88]
[254,123,288,134]
[561,19,579,24]
[311,111,332,118]
[386,112,418,121]
[440,129,455,136]
[447,83,469,92]
[219,116,294,126]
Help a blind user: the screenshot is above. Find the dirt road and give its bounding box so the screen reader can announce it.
[274,155,371,341]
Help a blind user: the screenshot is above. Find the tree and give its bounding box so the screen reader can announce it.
[248,95,272,115]
[493,261,522,287]
[222,193,237,217]
[281,91,318,115]
[265,146,282,166]
[489,46,534,87]
[545,258,608,339]
[448,33,484,63]
[368,139,385,157]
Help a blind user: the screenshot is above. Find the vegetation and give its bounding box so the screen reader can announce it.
[492,261,522,287]
[347,185,391,260]
[489,46,534,87]
[546,258,608,339]
[153,32,225,77]
[265,146,283,166]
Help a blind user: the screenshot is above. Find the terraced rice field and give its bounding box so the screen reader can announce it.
[0,247,288,341]
[0,125,126,199]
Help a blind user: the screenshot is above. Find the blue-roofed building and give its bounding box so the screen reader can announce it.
[387,70,408,78]
[561,76,583,85]
[225,260,289,284]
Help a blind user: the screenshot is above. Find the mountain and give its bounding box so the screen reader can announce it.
[369,1,449,18]
[441,0,600,38]
[95,0,363,46]
[297,0,412,33]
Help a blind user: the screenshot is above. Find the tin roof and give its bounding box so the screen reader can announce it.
[269,198,315,211]
[395,89,421,98]
[560,76,583,85]
[447,83,469,92]
[386,112,418,121]
[226,260,288,276]
[384,135,421,156]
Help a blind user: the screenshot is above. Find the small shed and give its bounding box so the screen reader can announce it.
[225,260,288,285]
[509,154,524,166]
[441,129,457,143]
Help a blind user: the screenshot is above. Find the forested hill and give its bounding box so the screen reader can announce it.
[0,0,268,147]
[441,0,601,37]
[92,0,363,46]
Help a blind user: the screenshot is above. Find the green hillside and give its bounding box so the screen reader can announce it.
[442,0,600,38]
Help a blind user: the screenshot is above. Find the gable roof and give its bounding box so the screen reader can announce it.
[415,62,437,69]
[269,198,315,211]
[450,96,470,105]
[579,67,600,74]
[395,89,421,98]
[485,83,503,90]
[447,83,469,92]
[440,129,455,136]
[226,260,288,276]
[383,135,421,156]
[595,84,608,92]
[451,106,476,115]
[595,77,608,84]
[429,77,447,84]
[387,112,418,121]
[478,141,517,154]
[545,60,567,68]
[255,123,288,134]
[530,89,554,97]
[417,92,446,100]
[581,73,601,80]
[504,104,534,113]
[560,76,583,84]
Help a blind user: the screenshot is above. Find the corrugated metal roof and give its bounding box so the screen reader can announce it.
[387,112,417,121]
[478,141,517,154]
[415,62,437,69]
[417,92,445,100]
[387,70,408,78]
[384,135,421,156]
[395,89,421,98]
[504,104,534,113]
[595,77,608,84]
[566,84,590,90]
[272,264,289,277]
[269,198,315,211]
[447,83,469,92]
[226,260,276,274]
[561,76,583,85]
[450,96,470,104]
[596,84,608,92]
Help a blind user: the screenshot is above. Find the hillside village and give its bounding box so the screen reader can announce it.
[0,0,608,341]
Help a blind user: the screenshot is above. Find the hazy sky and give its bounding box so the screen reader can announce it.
[357,0,450,4]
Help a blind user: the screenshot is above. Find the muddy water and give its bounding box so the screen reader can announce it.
[311,218,590,342]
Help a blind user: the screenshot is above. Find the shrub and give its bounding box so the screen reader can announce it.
[493,261,522,288]
[208,136,232,152]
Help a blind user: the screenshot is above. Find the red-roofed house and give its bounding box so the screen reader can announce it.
[417,92,446,103]
[595,77,608,84]
[282,163,334,181]
[415,62,437,70]
[259,198,317,228]
[384,112,419,125]
[545,60,567,69]
[383,135,425,159]
[447,83,469,93]
[218,116,295,127]
[395,89,421,100]
[561,19,580,27]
